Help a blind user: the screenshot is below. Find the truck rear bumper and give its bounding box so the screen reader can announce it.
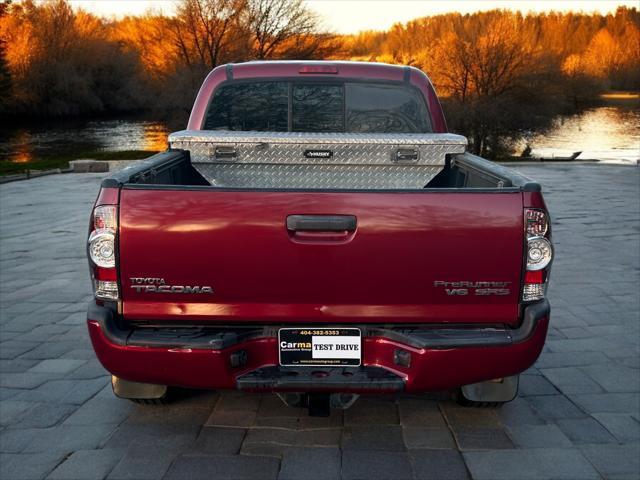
[87,301,549,393]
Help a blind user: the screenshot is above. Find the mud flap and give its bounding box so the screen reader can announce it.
[460,375,519,403]
[111,375,168,400]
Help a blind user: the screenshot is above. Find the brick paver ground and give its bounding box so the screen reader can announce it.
[1,164,638,480]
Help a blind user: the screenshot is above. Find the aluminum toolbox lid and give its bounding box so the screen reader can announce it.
[168,130,468,189]
[169,130,467,165]
[169,130,468,146]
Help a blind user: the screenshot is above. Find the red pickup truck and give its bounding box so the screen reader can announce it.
[86,61,552,414]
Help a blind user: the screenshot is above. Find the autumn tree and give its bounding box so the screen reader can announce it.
[247,0,319,59]
[1,0,146,116]
[421,12,554,156]
[338,31,386,60]
[110,15,179,83]
[331,8,640,157]
[171,0,247,71]
[561,54,603,107]
[1,0,638,133]
[0,0,12,114]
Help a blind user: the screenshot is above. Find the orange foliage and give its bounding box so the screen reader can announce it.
[329,8,640,96]
[109,15,180,80]
[1,1,638,120]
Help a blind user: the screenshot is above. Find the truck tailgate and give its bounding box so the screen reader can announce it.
[119,189,524,325]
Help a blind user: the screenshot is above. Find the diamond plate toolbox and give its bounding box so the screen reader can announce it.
[169,130,467,189]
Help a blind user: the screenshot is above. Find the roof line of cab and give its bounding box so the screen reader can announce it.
[187,61,448,132]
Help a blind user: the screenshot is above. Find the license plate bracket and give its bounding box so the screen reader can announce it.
[278,328,362,367]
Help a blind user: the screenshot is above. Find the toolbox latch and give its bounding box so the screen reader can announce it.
[211,146,237,160]
[394,148,419,163]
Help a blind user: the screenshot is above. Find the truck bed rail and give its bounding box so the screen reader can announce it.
[452,153,541,192]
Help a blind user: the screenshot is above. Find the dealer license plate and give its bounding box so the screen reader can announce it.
[278,328,361,367]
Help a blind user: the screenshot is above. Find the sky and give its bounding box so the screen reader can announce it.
[69,0,637,34]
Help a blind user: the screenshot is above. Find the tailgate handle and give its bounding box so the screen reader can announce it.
[287,215,357,232]
[394,148,419,163]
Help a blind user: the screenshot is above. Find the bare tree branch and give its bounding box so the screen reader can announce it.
[247,0,319,59]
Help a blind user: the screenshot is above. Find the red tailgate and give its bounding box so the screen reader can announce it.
[118,189,524,325]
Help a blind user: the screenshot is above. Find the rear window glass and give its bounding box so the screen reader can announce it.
[346,84,430,133]
[292,84,344,132]
[205,81,288,132]
[204,81,431,133]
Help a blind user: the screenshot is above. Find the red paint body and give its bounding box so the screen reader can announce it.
[118,189,524,325]
[88,318,548,393]
[88,62,551,394]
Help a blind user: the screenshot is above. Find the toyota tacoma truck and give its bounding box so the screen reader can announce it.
[86,61,553,415]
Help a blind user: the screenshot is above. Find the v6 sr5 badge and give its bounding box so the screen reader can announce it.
[434,280,511,296]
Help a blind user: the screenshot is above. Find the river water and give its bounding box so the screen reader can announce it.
[521,101,639,164]
[0,119,170,164]
[1,101,638,165]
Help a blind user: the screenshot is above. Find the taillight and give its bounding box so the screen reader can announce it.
[526,237,553,271]
[88,230,115,267]
[522,208,552,302]
[88,205,119,301]
[525,209,548,237]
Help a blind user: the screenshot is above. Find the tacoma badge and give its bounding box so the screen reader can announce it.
[130,277,213,294]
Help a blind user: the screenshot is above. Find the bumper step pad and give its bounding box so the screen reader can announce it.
[237,366,404,392]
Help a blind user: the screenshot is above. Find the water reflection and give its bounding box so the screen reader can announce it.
[1,103,638,166]
[0,119,170,164]
[142,122,170,152]
[521,102,640,164]
[10,131,33,163]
